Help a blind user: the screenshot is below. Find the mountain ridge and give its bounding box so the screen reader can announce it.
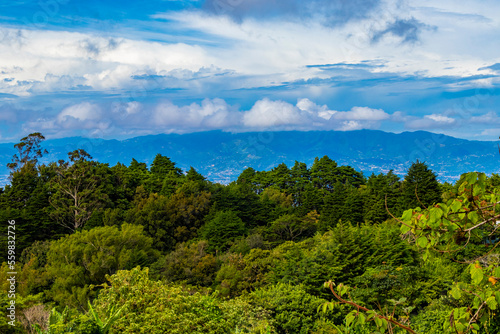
[0,130,498,186]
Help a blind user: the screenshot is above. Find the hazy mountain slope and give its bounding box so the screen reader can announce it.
[0,130,498,186]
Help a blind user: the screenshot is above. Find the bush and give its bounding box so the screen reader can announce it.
[45,224,158,309]
[247,283,336,334]
[92,267,274,334]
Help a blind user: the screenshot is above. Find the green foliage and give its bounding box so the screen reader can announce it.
[248,283,332,334]
[211,182,267,227]
[86,300,123,334]
[203,210,247,252]
[0,293,46,334]
[126,189,211,251]
[411,300,454,334]
[216,222,417,298]
[48,150,111,232]
[7,133,500,334]
[320,281,416,334]
[45,224,158,309]
[402,160,441,210]
[33,306,72,334]
[265,212,318,243]
[364,171,404,222]
[400,171,500,333]
[350,264,448,312]
[18,240,52,296]
[92,267,274,333]
[7,132,48,173]
[319,182,346,229]
[154,240,218,286]
[0,163,66,260]
[144,154,183,193]
[215,249,273,297]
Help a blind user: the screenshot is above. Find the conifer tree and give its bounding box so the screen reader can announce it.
[290,161,310,207]
[402,160,441,209]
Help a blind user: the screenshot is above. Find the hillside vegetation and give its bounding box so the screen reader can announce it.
[1,133,499,333]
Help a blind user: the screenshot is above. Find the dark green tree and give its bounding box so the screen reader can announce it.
[211,182,266,227]
[402,160,441,210]
[150,154,182,177]
[343,188,365,223]
[364,171,403,222]
[290,161,310,207]
[310,156,338,191]
[320,181,346,229]
[269,163,292,191]
[202,211,247,252]
[266,212,318,243]
[186,166,206,182]
[144,154,183,194]
[336,165,365,187]
[0,133,62,259]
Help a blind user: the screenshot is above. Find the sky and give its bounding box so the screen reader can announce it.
[0,0,499,142]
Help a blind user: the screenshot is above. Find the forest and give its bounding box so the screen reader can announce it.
[0,133,499,334]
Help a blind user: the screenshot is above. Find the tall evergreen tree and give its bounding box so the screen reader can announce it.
[364,171,403,222]
[145,154,183,193]
[310,156,338,191]
[269,163,292,191]
[290,161,310,207]
[320,181,346,229]
[150,154,182,177]
[402,160,441,210]
[343,188,365,224]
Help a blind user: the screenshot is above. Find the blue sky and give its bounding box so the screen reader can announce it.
[0,0,499,142]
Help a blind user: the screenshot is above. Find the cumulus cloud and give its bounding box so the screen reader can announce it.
[55,102,110,131]
[153,98,241,130]
[406,113,457,129]
[242,98,391,131]
[58,102,101,122]
[332,106,390,121]
[243,99,304,128]
[0,28,212,96]
[424,114,455,124]
[15,98,401,138]
[469,111,500,124]
[297,98,334,120]
[5,97,498,141]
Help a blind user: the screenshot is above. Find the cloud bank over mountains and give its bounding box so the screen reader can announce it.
[13,97,499,141]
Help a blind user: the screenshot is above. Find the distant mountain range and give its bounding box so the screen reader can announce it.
[1,130,499,186]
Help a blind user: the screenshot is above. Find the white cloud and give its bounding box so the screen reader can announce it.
[153,98,240,130]
[58,102,101,122]
[0,27,213,96]
[424,114,455,124]
[406,113,457,129]
[297,98,335,120]
[243,98,304,128]
[2,0,500,102]
[7,96,498,140]
[339,120,364,131]
[469,111,500,124]
[333,106,390,121]
[480,128,500,137]
[51,102,110,132]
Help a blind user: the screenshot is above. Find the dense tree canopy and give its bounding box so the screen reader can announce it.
[1,133,499,334]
